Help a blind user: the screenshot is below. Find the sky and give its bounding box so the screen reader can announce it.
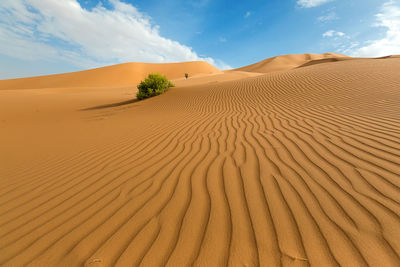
[0,0,399,79]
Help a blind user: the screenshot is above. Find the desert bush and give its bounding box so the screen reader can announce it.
[136,73,174,100]
[185,73,189,79]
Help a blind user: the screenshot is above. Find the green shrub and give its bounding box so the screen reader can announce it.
[185,73,189,79]
[136,73,174,100]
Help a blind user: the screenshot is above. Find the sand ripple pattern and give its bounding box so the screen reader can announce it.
[1,59,400,266]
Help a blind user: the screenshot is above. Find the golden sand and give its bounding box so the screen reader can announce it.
[1,54,399,266]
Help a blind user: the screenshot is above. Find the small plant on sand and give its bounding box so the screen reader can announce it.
[185,73,189,79]
[136,73,174,100]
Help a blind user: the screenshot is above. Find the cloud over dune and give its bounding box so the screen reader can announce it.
[0,0,229,69]
[350,1,400,57]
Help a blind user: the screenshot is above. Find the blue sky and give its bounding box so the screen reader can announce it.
[0,0,399,78]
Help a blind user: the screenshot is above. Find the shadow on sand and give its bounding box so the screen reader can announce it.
[81,98,139,111]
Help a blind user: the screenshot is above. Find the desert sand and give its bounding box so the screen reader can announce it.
[0,54,399,266]
[231,53,349,73]
[0,61,221,90]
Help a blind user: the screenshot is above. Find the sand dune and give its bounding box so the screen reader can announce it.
[0,61,220,90]
[1,55,400,266]
[233,52,349,73]
[172,70,263,87]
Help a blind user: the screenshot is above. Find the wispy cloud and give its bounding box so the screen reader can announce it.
[317,11,338,22]
[323,30,345,37]
[244,11,251,18]
[297,0,333,8]
[0,0,229,70]
[349,1,400,57]
[219,36,227,43]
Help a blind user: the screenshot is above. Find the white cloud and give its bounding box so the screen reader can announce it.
[219,36,227,43]
[317,12,338,22]
[322,30,345,37]
[244,11,251,18]
[214,59,232,70]
[297,0,333,8]
[0,0,229,70]
[350,1,400,57]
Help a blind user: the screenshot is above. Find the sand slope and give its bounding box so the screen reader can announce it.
[0,61,220,90]
[233,52,349,73]
[0,56,400,266]
[172,70,263,87]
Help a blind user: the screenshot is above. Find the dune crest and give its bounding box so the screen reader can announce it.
[233,52,349,73]
[0,61,220,90]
